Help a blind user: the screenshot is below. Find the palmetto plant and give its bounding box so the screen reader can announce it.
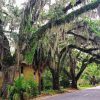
[8,76,38,100]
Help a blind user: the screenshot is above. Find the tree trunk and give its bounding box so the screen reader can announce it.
[34,71,42,94]
[69,53,77,89]
[38,71,42,94]
[41,77,44,91]
[52,71,60,90]
[19,91,24,100]
[71,78,77,89]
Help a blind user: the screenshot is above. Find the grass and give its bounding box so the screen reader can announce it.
[78,84,93,90]
[41,89,65,96]
[41,87,80,96]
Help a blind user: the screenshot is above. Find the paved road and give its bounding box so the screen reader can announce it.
[44,86,100,100]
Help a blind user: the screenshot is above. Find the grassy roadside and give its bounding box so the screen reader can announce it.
[78,85,93,90]
[33,84,100,100]
[41,85,94,96]
[33,88,79,99]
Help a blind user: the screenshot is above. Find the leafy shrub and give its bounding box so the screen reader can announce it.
[42,70,52,90]
[60,78,70,88]
[27,78,38,97]
[8,76,38,100]
[60,72,70,88]
[78,79,90,87]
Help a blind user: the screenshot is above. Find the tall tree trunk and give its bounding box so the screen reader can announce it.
[69,52,78,89]
[38,71,42,94]
[71,78,77,89]
[70,69,78,89]
[41,77,44,91]
[19,91,24,100]
[0,19,14,99]
[1,69,10,98]
[52,71,60,90]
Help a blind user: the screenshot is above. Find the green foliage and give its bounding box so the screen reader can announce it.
[42,69,52,90]
[70,0,76,6]
[8,76,27,99]
[47,3,65,20]
[60,72,70,88]
[8,76,38,99]
[78,79,90,87]
[78,83,93,90]
[27,78,38,97]
[86,63,100,78]
[80,63,100,86]
[24,27,39,64]
[85,18,100,36]
[25,44,37,64]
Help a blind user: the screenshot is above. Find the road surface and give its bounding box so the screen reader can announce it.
[43,86,100,100]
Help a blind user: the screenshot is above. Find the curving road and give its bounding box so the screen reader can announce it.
[43,86,100,100]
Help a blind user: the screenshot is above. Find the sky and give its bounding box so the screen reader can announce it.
[15,0,28,8]
[15,0,55,8]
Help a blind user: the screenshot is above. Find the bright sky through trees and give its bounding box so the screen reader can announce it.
[15,0,56,8]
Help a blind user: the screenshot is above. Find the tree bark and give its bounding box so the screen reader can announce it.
[19,91,24,100]
[38,70,45,94]
[69,50,78,89]
[0,24,14,98]
[76,64,87,81]
[41,77,44,91]
[52,71,60,90]
[71,78,77,89]
[38,72,42,94]
[61,44,100,59]
[70,69,78,89]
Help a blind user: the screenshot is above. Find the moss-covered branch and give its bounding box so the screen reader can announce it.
[60,44,100,59]
[30,0,100,42]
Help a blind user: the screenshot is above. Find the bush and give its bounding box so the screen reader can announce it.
[8,76,38,100]
[27,78,38,97]
[60,72,70,88]
[78,79,90,87]
[42,70,52,90]
[60,78,70,88]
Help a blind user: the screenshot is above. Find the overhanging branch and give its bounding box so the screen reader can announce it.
[60,44,100,59]
[63,0,83,13]
[67,31,95,43]
[30,0,100,42]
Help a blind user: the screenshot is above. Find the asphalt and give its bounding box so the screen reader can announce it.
[44,86,100,100]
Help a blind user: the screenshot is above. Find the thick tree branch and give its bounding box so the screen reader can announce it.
[63,0,83,13]
[30,0,100,42]
[76,56,91,81]
[76,57,100,80]
[67,31,95,43]
[60,44,100,59]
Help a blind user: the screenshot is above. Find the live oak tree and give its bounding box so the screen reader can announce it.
[0,19,14,97]
[60,20,100,88]
[0,1,100,98]
[0,0,21,98]
[30,0,100,90]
